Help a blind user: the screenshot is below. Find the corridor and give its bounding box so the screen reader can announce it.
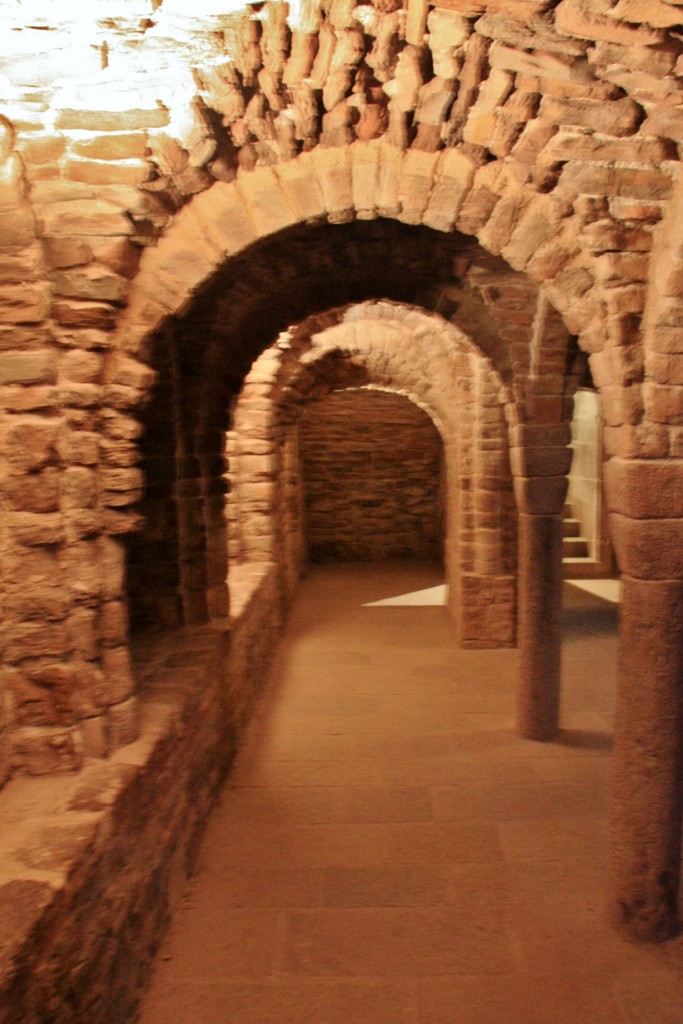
[138,562,683,1024]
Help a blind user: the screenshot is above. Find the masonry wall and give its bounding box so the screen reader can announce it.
[301,390,444,562]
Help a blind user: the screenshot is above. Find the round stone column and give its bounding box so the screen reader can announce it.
[609,576,683,941]
[516,512,564,740]
[510,424,571,742]
[605,457,683,941]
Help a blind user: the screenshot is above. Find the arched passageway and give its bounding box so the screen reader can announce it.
[1,2,683,1017]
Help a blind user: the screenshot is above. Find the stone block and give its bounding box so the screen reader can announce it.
[351,141,380,218]
[4,621,72,662]
[52,265,128,304]
[0,204,35,249]
[611,0,683,28]
[610,513,683,578]
[513,474,569,514]
[40,200,133,237]
[59,349,103,384]
[643,382,683,424]
[0,349,57,386]
[422,149,475,232]
[56,106,169,132]
[4,416,62,471]
[398,148,439,224]
[556,163,672,202]
[236,165,299,236]
[311,146,354,222]
[276,154,327,222]
[64,159,151,187]
[11,724,82,775]
[509,445,573,477]
[63,466,98,509]
[5,469,60,513]
[605,458,683,518]
[0,282,51,325]
[72,134,148,161]
[187,180,259,256]
[555,0,664,44]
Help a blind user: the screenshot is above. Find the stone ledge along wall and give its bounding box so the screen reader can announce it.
[300,389,445,562]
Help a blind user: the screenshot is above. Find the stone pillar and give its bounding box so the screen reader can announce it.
[605,458,683,941]
[609,577,683,941]
[516,512,563,739]
[510,424,572,741]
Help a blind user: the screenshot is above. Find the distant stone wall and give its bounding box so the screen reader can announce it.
[301,389,444,561]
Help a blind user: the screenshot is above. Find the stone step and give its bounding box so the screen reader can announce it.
[562,518,581,538]
[563,536,590,558]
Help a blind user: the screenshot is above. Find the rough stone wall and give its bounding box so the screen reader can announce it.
[300,389,444,561]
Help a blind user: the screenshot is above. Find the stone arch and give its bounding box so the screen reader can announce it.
[228,299,516,646]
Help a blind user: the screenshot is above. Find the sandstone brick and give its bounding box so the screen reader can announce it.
[644,382,683,424]
[11,725,82,774]
[0,349,57,386]
[53,300,118,330]
[185,180,259,257]
[539,94,642,136]
[611,0,683,29]
[8,510,65,546]
[102,646,134,704]
[423,148,476,232]
[648,353,683,386]
[64,159,151,187]
[398,149,439,224]
[539,131,672,167]
[275,154,327,222]
[69,607,99,661]
[555,0,665,45]
[0,204,36,249]
[65,430,100,464]
[4,621,72,662]
[610,513,683,578]
[52,265,128,304]
[513,474,569,514]
[107,695,139,749]
[19,134,67,165]
[71,134,148,161]
[62,466,98,509]
[5,469,60,513]
[59,349,103,384]
[56,107,169,132]
[0,280,52,324]
[509,445,573,477]
[581,220,652,253]
[40,200,133,237]
[641,105,683,141]
[556,163,672,202]
[605,458,683,518]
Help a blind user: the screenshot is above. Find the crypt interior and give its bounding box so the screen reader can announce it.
[0,0,682,1020]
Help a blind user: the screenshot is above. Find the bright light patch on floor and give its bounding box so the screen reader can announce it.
[363,584,448,607]
[567,579,621,604]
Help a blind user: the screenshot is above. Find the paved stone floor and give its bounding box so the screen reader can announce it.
[138,561,683,1024]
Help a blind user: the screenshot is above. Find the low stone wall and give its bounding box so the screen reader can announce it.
[0,563,280,1024]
